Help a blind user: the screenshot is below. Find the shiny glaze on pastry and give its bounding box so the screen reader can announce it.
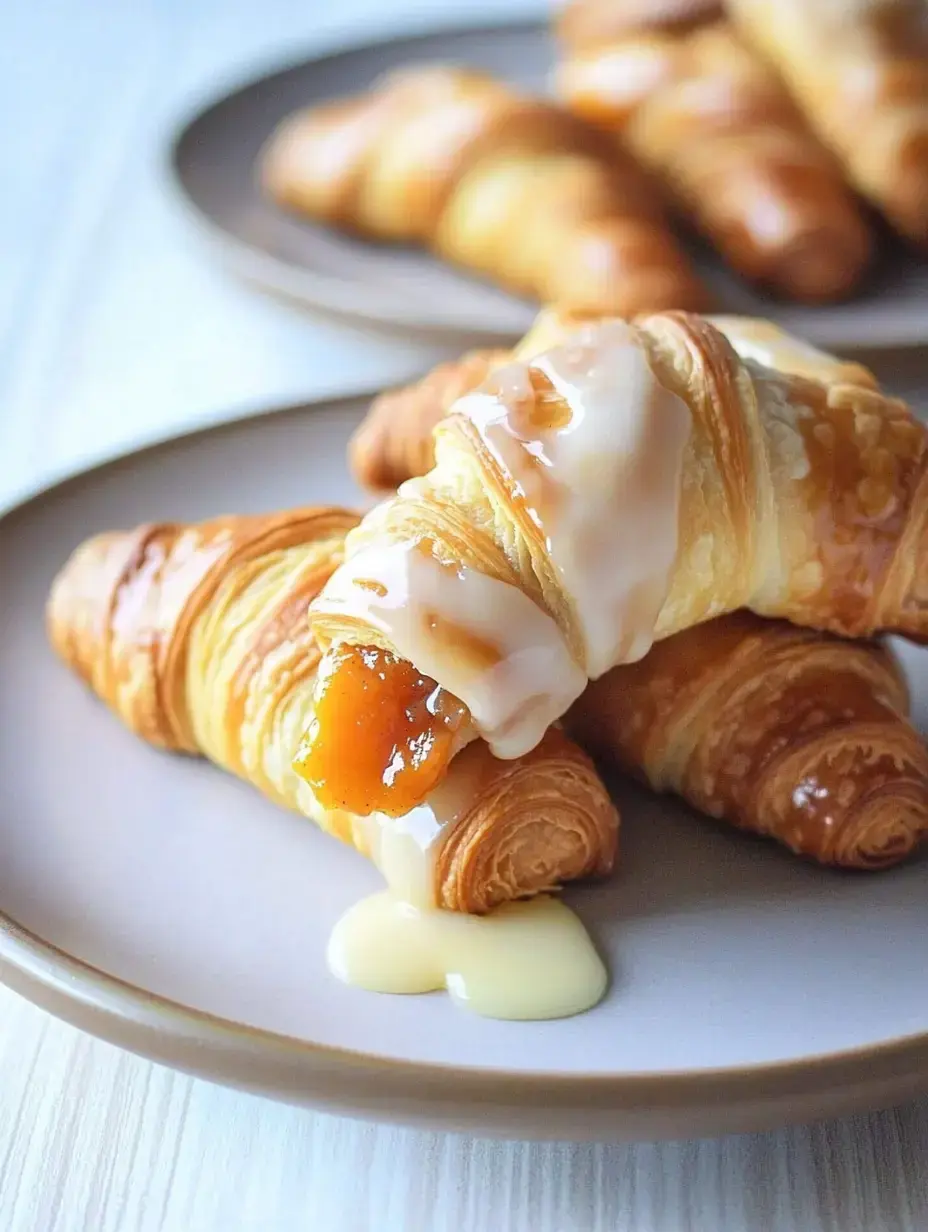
[302,321,690,808]
[567,610,928,868]
[46,509,618,914]
[344,313,928,867]
[306,311,928,817]
[705,316,878,388]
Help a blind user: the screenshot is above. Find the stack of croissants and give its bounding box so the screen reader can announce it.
[46,0,928,927]
[48,304,928,915]
[263,0,928,310]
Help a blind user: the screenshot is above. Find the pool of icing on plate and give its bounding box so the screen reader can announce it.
[324,760,607,1021]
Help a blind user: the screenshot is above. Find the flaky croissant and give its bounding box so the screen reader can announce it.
[729,0,928,245]
[46,508,618,913]
[350,347,511,494]
[260,65,708,314]
[348,312,879,491]
[566,611,928,869]
[555,0,872,300]
[346,313,928,867]
[302,311,928,817]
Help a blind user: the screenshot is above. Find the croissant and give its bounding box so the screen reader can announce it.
[555,0,873,300]
[260,65,708,315]
[566,610,928,869]
[346,314,928,867]
[46,508,618,913]
[300,310,928,817]
[728,0,928,245]
[349,311,879,490]
[350,347,511,494]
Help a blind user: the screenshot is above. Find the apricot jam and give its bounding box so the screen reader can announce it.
[294,646,469,817]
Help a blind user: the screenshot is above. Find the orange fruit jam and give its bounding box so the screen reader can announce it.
[294,646,469,817]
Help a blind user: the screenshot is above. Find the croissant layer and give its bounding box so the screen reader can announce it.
[47,508,618,912]
[567,611,928,868]
[349,312,882,493]
[305,311,928,817]
[728,0,928,245]
[556,1,872,300]
[261,65,708,314]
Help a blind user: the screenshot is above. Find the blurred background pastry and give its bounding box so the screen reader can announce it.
[556,0,873,301]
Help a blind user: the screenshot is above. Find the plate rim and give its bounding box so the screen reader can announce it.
[165,15,928,352]
[4,397,928,1139]
[165,16,541,346]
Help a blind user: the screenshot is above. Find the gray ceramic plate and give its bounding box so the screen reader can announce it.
[2,394,928,1141]
[170,19,928,348]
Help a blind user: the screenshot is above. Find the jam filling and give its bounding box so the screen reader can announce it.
[294,646,469,817]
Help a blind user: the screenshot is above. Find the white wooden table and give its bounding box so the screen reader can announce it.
[2,1,927,1227]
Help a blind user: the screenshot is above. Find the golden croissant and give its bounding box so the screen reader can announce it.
[346,313,928,868]
[555,0,872,300]
[728,0,928,245]
[260,64,708,314]
[300,310,928,817]
[349,312,879,491]
[566,610,928,869]
[46,507,618,914]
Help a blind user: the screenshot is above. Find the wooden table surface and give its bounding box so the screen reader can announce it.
[2,1,927,1228]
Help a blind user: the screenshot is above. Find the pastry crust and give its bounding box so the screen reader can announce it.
[260,65,708,314]
[335,310,924,647]
[556,0,872,300]
[348,313,880,491]
[349,348,511,494]
[566,611,928,868]
[729,0,928,244]
[309,310,928,814]
[46,507,618,912]
[345,317,928,866]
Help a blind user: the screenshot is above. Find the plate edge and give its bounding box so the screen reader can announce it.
[2,418,928,1134]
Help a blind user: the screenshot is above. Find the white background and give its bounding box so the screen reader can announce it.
[2,0,927,1227]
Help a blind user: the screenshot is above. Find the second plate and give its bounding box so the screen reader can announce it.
[171,19,928,348]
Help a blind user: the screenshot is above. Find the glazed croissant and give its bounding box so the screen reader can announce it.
[46,508,618,913]
[260,65,708,314]
[346,313,928,867]
[302,311,928,817]
[729,0,928,245]
[566,611,928,869]
[555,0,872,300]
[351,346,512,494]
[349,312,879,491]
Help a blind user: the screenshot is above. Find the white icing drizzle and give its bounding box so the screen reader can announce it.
[357,806,443,907]
[311,541,586,759]
[456,319,692,678]
[313,319,690,759]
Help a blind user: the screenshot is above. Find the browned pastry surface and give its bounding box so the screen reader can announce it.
[567,611,928,868]
[350,348,510,494]
[305,311,928,817]
[47,506,618,912]
[261,64,708,314]
[556,0,872,300]
[341,307,928,648]
[730,0,928,245]
[343,313,928,866]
